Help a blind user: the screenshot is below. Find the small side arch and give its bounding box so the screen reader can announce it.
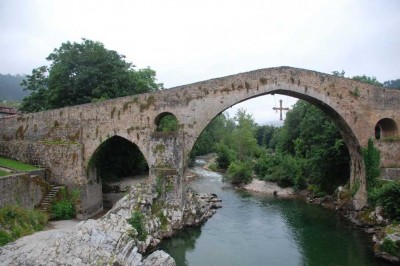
[155,112,179,133]
[375,118,398,140]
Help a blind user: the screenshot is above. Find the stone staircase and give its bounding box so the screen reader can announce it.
[37,185,64,212]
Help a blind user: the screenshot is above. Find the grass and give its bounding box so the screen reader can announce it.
[0,205,48,246]
[0,157,39,171]
[0,170,10,177]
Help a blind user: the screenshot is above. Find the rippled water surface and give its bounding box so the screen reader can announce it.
[160,160,390,266]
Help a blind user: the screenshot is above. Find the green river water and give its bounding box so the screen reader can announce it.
[159,160,391,266]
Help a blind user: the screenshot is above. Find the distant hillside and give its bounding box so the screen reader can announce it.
[0,74,29,101]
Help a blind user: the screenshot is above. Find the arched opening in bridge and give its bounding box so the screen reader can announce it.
[88,135,148,209]
[375,118,398,140]
[189,93,352,196]
[155,112,179,133]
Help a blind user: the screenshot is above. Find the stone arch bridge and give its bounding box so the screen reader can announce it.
[1,67,399,218]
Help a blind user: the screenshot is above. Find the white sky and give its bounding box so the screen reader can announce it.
[1,0,399,124]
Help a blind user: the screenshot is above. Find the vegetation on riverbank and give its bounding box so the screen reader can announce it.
[0,205,48,246]
[191,98,400,262]
[192,100,349,195]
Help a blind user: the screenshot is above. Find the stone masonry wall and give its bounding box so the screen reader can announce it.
[375,141,400,168]
[0,141,83,185]
[0,173,49,209]
[382,168,400,181]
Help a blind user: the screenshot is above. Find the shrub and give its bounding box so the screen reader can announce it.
[308,184,327,198]
[0,205,48,246]
[381,238,400,256]
[369,181,400,220]
[128,211,147,241]
[215,142,236,170]
[255,154,306,189]
[0,230,13,246]
[50,188,79,220]
[226,161,253,185]
[51,200,75,220]
[254,154,275,178]
[362,138,381,191]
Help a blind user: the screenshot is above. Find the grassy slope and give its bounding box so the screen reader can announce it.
[0,170,10,177]
[0,205,48,246]
[0,157,39,171]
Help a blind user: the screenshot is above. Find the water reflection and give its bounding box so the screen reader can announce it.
[160,164,390,266]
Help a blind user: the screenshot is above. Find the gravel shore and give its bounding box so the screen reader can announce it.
[244,179,295,198]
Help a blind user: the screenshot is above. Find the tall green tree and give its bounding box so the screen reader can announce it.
[20,39,162,112]
[232,109,259,162]
[270,101,349,193]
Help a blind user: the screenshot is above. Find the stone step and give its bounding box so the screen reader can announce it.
[36,184,65,212]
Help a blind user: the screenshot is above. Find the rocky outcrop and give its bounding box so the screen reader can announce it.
[0,182,220,265]
[142,250,175,266]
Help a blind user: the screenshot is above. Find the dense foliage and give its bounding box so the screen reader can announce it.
[191,101,350,193]
[20,39,162,112]
[0,205,48,246]
[273,101,350,193]
[51,200,75,220]
[362,139,381,191]
[370,181,400,220]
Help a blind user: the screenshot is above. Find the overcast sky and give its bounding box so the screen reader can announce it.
[1,0,399,124]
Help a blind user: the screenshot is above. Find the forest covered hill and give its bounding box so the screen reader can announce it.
[0,74,29,101]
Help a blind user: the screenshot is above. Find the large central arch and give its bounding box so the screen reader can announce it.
[188,88,363,199]
[178,70,375,209]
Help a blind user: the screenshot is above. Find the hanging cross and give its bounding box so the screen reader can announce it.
[272,99,289,120]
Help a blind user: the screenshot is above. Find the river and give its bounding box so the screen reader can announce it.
[159,159,390,266]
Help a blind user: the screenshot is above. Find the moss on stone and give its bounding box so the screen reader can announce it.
[139,96,156,112]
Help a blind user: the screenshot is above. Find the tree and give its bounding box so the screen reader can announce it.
[256,125,276,148]
[332,70,345,77]
[232,109,259,162]
[332,70,385,87]
[362,138,380,190]
[20,66,49,111]
[20,39,162,112]
[191,114,228,156]
[272,100,349,193]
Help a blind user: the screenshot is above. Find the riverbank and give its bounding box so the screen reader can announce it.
[161,156,391,266]
[198,154,399,264]
[243,179,295,198]
[0,181,221,265]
